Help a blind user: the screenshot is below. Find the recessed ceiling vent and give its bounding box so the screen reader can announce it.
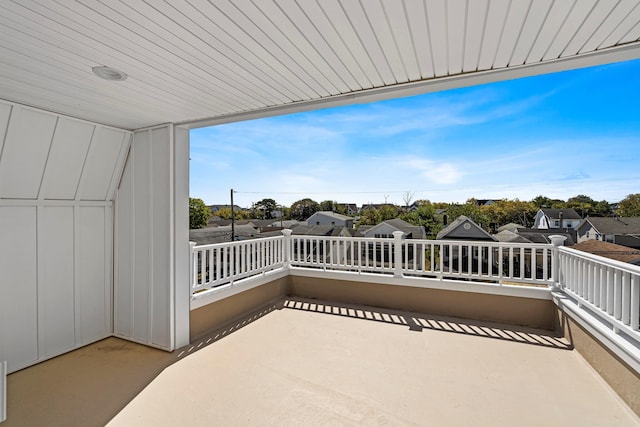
[92,65,128,81]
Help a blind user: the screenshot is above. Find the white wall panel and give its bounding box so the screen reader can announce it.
[77,127,128,201]
[114,124,188,351]
[76,206,111,345]
[38,206,75,358]
[40,118,93,200]
[133,132,151,342]
[0,107,56,199]
[0,102,131,373]
[151,127,171,348]
[115,152,134,338]
[0,207,38,372]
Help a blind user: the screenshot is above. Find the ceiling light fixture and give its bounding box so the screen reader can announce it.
[92,65,128,81]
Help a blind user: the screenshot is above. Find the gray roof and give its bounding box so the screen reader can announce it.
[189,224,259,245]
[437,215,496,241]
[366,218,425,239]
[516,231,576,246]
[571,240,640,265]
[580,217,640,235]
[497,223,525,233]
[540,208,581,220]
[493,230,532,243]
[308,211,353,221]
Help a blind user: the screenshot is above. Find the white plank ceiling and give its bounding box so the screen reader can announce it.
[1,0,640,130]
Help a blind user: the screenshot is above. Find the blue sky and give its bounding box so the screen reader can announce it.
[190,59,640,208]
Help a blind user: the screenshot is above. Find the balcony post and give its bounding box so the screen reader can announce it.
[282,229,292,269]
[393,231,404,278]
[189,241,196,291]
[549,235,567,290]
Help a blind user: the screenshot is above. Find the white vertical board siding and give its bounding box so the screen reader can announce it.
[0,107,57,199]
[151,127,171,348]
[38,206,75,358]
[0,207,38,372]
[0,101,132,373]
[114,125,177,350]
[40,119,94,200]
[77,127,129,201]
[76,206,112,345]
[174,127,190,349]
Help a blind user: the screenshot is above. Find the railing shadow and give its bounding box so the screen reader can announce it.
[283,297,572,350]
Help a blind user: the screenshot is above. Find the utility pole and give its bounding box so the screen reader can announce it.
[230,188,235,242]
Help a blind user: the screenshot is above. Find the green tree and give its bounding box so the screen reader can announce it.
[592,200,613,217]
[566,195,596,218]
[189,197,211,229]
[216,207,250,220]
[319,200,337,212]
[289,198,320,220]
[357,208,382,226]
[254,198,277,219]
[399,201,442,238]
[446,202,490,230]
[378,204,399,220]
[481,199,537,228]
[618,193,640,216]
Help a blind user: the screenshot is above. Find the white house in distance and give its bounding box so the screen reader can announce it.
[307,211,354,228]
[533,208,581,229]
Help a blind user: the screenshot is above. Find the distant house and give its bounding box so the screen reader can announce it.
[436,216,496,275]
[437,215,496,241]
[307,211,354,228]
[576,217,640,249]
[337,203,358,216]
[359,219,425,268]
[363,218,426,240]
[572,240,640,266]
[533,208,581,230]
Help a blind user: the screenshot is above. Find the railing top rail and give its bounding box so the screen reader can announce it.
[193,235,284,250]
[559,246,640,274]
[290,234,553,248]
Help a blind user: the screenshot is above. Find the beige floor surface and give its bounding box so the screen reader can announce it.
[6,298,639,427]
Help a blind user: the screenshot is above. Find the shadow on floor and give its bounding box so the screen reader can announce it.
[5,297,569,426]
[283,296,572,350]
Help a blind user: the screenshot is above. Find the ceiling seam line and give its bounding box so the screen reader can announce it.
[523,2,555,65]
[559,0,601,58]
[381,0,411,81]
[224,0,321,99]
[294,0,359,92]
[270,0,345,95]
[182,0,300,103]
[138,0,276,107]
[539,0,576,62]
[316,0,373,89]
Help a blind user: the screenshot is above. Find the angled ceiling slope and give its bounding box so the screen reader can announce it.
[1,0,640,131]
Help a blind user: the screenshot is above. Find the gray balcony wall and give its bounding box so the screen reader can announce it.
[0,101,130,373]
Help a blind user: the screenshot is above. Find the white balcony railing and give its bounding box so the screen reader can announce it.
[190,236,285,294]
[289,232,554,286]
[190,229,640,372]
[557,246,640,336]
[191,230,555,296]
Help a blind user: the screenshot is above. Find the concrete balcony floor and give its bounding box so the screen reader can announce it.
[6,298,639,427]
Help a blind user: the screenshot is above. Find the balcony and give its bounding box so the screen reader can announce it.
[4,233,640,425]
